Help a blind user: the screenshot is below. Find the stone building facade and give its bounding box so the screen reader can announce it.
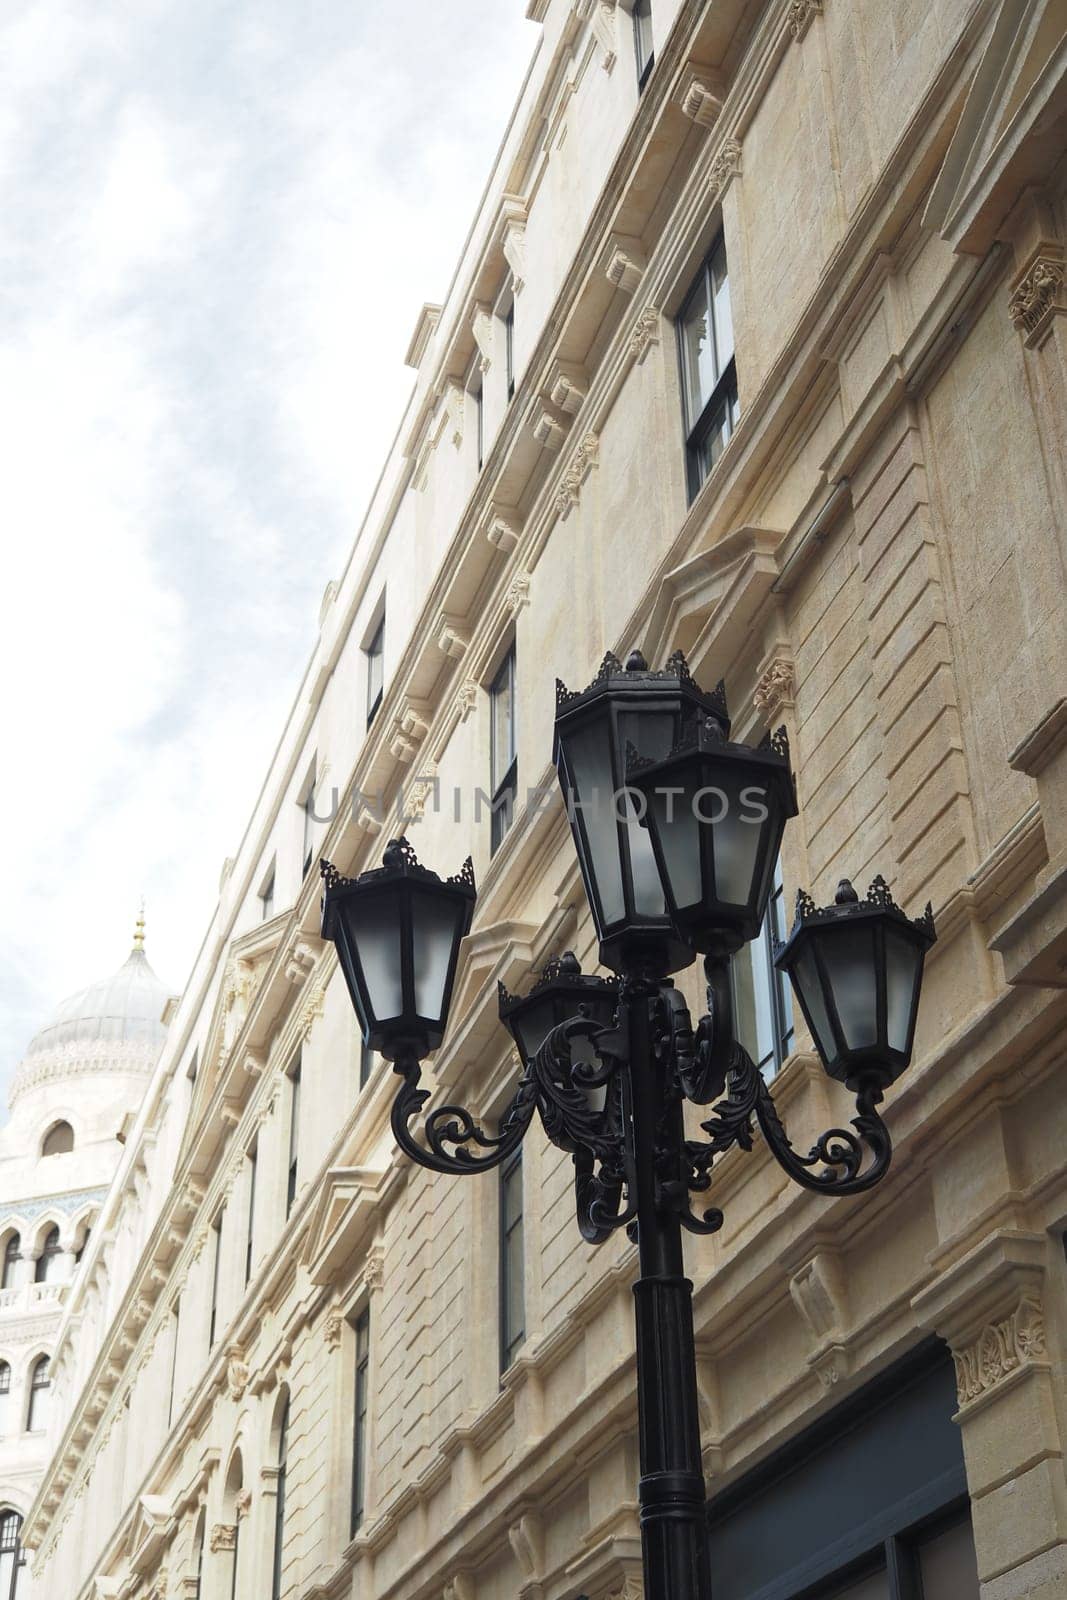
[0,926,171,1596]
[22,2,1067,1599]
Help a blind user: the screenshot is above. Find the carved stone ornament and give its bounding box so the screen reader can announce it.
[235,1489,252,1519]
[299,985,326,1040]
[753,658,796,717]
[443,1575,476,1600]
[628,305,661,364]
[576,0,617,72]
[605,234,647,294]
[1008,250,1066,345]
[365,1245,385,1290]
[952,1296,1047,1406]
[680,70,724,127]
[226,1348,249,1401]
[484,506,521,554]
[505,573,532,615]
[324,1311,344,1350]
[787,0,823,39]
[210,1523,237,1553]
[143,1572,168,1600]
[456,678,480,721]
[554,433,600,519]
[709,137,742,198]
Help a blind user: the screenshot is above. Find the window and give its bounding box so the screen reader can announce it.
[167,1299,181,1426]
[75,1225,91,1264]
[27,1356,49,1432]
[350,1309,370,1536]
[504,301,515,400]
[732,859,794,1080]
[474,380,485,470]
[193,1512,205,1600]
[245,1146,257,1285]
[707,1347,977,1600]
[633,0,654,87]
[365,618,385,728]
[0,1366,9,1435]
[1,1237,19,1292]
[35,1227,62,1284]
[41,1121,74,1156]
[286,1056,301,1218]
[230,1515,241,1600]
[271,1397,289,1600]
[499,1147,525,1372]
[208,1208,224,1350]
[187,1047,199,1084]
[677,233,737,499]
[489,645,518,855]
[0,1510,24,1600]
[301,760,318,876]
[259,865,276,921]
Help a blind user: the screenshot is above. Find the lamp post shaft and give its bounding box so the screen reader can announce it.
[626,985,715,1600]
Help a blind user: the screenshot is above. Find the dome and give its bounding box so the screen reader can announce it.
[25,947,170,1059]
[9,922,172,1110]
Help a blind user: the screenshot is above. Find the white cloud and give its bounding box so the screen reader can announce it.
[0,2,536,1109]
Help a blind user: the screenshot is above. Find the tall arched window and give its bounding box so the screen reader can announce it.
[271,1395,289,1600]
[0,1366,10,1435]
[0,1510,24,1600]
[41,1121,74,1157]
[35,1228,62,1284]
[26,1356,49,1432]
[192,1509,205,1600]
[1,1238,19,1292]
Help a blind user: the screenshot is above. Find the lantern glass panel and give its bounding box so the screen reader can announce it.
[820,926,879,1051]
[410,886,461,1022]
[793,943,836,1062]
[704,768,765,908]
[564,720,626,925]
[647,781,700,910]
[885,927,920,1054]
[622,789,665,915]
[512,996,557,1064]
[343,890,403,1022]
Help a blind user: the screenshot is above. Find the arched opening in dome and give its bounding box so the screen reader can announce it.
[41,1122,74,1158]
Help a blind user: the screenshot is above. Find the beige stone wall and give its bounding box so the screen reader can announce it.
[22,3,1067,1599]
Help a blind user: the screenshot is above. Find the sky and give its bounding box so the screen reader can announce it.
[0,1,538,1111]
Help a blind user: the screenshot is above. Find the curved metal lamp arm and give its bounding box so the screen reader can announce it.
[390,1051,537,1176]
[754,1075,892,1195]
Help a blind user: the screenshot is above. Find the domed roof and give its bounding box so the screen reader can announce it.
[9,919,172,1109]
[25,946,170,1059]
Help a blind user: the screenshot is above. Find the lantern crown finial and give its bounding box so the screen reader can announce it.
[835,879,858,905]
[626,648,649,672]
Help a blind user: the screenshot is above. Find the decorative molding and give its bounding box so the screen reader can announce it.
[443,1575,476,1600]
[404,768,439,823]
[787,0,823,40]
[577,0,618,72]
[324,1311,344,1350]
[530,395,571,451]
[952,1296,1046,1407]
[548,358,588,415]
[1008,244,1066,346]
[469,300,494,372]
[709,136,742,198]
[226,1348,249,1401]
[788,1251,850,1390]
[509,1509,545,1598]
[234,1489,252,1519]
[499,194,528,294]
[365,1244,385,1290]
[627,305,661,364]
[210,1523,236,1553]
[753,658,796,718]
[456,679,480,722]
[554,433,600,519]
[441,378,465,449]
[483,505,522,554]
[605,234,647,294]
[1009,698,1067,780]
[283,940,317,986]
[435,616,470,659]
[299,985,326,1041]
[389,705,430,765]
[505,573,532,616]
[678,66,724,127]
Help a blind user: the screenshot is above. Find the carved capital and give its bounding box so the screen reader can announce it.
[787,0,823,39]
[210,1523,236,1553]
[235,1488,252,1519]
[605,233,647,294]
[554,433,600,520]
[1008,245,1066,346]
[505,572,531,616]
[628,305,661,364]
[324,1311,344,1350]
[753,658,795,717]
[499,194,528,294]
[952,1297,1047,1407]
[226,1348,249,1401]
[709,137,742,198]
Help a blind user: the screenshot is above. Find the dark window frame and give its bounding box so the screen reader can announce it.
[271,1397,289,1600]
[0,1509,25,1600]
[34,1228,61,1285]
[359,1039,375,1090]
[301,760,318,878]
[505,301,516,400]
[26,1356,49,1433]
[286,1056,302,1219]
[676,232,738,502]
[208,1208,224,1350]
[350,1309,371,1537]
[731,859,794,1081]
[245,1145,257,1286]
[365,616,385,728]
[489,644,518,855]
[1,1237,18,1293]
[633,0,655,88]
[259,865,276,922]
[499,1146,525,1374]
[167,1299,181,1427]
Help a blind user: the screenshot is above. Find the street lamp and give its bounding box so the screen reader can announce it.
[321,648,936,1600]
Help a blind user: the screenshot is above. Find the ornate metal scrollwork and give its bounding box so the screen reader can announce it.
[390,1051,537,1175]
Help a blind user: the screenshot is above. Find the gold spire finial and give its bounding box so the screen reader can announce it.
[133,898,146,951]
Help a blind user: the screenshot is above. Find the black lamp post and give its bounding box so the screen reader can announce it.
[321,649,936,1600]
